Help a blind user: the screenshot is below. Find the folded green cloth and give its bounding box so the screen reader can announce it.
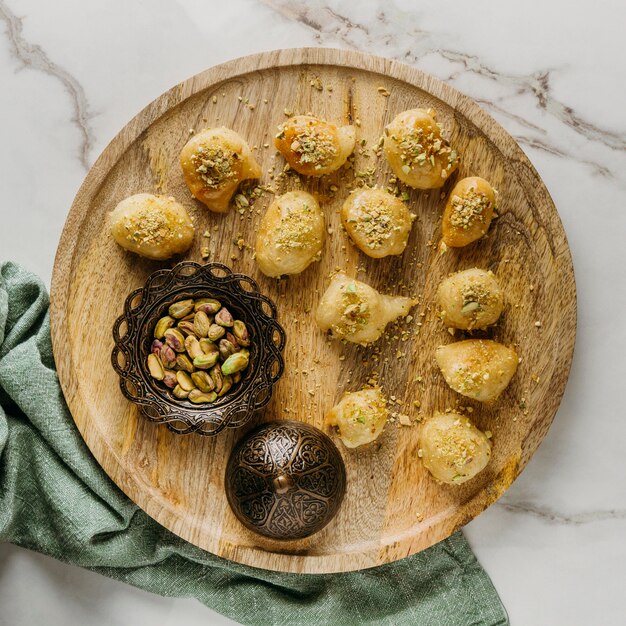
[0,262,508,626]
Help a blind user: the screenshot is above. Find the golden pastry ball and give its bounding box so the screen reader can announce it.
[383,108,459,189]
[255,191,325,277]
[436,268,504,330]
[420,412,492,484]
[180,127,261,212]
[326,387,389,448]
[435,339,518,402]
[316,272,415,346]
[441,177,496,247]
[274,115,355,176]
[341,188,415,258]
[109,193,194,260]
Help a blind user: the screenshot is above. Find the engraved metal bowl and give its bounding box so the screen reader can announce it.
[111,262,286,436]
[225,420,346,540]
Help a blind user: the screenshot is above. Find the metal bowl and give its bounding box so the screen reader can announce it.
[111,262,285,436]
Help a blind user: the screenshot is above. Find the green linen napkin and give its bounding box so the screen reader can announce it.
[0,261,508,626]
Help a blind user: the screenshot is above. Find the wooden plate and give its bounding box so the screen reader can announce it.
[50,48,576,574]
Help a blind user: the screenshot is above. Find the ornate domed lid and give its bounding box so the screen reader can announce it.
[225,420,346,540]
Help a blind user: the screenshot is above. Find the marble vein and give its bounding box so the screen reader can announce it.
[260,0,625,179]
[0,0,93,169]
[497,501,626,525]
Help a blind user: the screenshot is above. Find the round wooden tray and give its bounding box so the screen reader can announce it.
[50,48,576,574]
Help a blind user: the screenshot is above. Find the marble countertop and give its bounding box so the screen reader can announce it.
[1,1,624,624]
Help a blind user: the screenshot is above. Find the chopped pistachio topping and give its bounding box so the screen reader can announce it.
[281,120,338,169]
[274,203,317,250]
[191,145,237,188]
[449,188,491,229]
[348,196,397,249]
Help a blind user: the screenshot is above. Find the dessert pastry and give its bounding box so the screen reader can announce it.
[441,177,496,247]
[383,108,459,189]
[109,193,194,260]
[255,191,325,277]
[436,268,504,330]
[326,387,388,448]
[341,187,415,258]
[315,272,415,345]
[274,115,356,176]
[435,339,518,402]
[419,412,491,484]
[179,127,261,212]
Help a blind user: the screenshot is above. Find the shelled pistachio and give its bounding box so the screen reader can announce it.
[146,296,252,404]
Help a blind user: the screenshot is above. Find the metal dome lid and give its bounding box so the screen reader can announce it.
[225,420,346,540]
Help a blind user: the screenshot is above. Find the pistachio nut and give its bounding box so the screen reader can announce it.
[172,384,190,399]
[218,374,233,397]
[164,328,185,352]
[193,311,212,338]
[226,332,240,350]
[191,371,215,392]
[159,344,177,368]
[176,353,194,373]
[193,352,220,370]
[194,298,222,314]
[210,364,223,393]
[221,352,249,376]
[208,323,226,342]
[184,335,204,360]
[176,370,196,392]
[232,320,250,347]
[168,299,195,319]
[232,371,242,384]
[188,389,218,404]
[199,338,218,355]
[147,353,164,380]
[219,339,236,361]
[215,307,234,327]
[239,348,250,359]
[162,369,178,389]
[151,339,163,355]
[177,320,197,336]
[154,316,175,338]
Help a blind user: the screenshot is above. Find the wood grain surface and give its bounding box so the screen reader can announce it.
[49,48,576,574]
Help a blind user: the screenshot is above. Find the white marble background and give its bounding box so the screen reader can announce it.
[1,1,625,625]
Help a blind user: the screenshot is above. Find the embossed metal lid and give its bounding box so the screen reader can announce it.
[225,420,346,540]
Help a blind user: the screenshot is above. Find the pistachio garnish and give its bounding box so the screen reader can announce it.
[232,320,250,347]
[177,320,197,336]
[193,352,220,369]
[147,353,164,380]
[194,298,222,314]
[218,374,233,397]
[176,353,194,373]
[164,328,185,352]
[159,345,177,368]
[219,338,236,361]
[169,299,195,319]
[147,296,252,403]
[172,384,190,399]
[188,389,218,404]
[162,370,178,389]
[185,335,204,360]
[199,338,218,354]
[191,371,215,392]
[154,316,175,338]
[208,323,226,341]
[194,311,212,338]
[176,370,196,392]
[215,307,234,327]
[221,352,249,376]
